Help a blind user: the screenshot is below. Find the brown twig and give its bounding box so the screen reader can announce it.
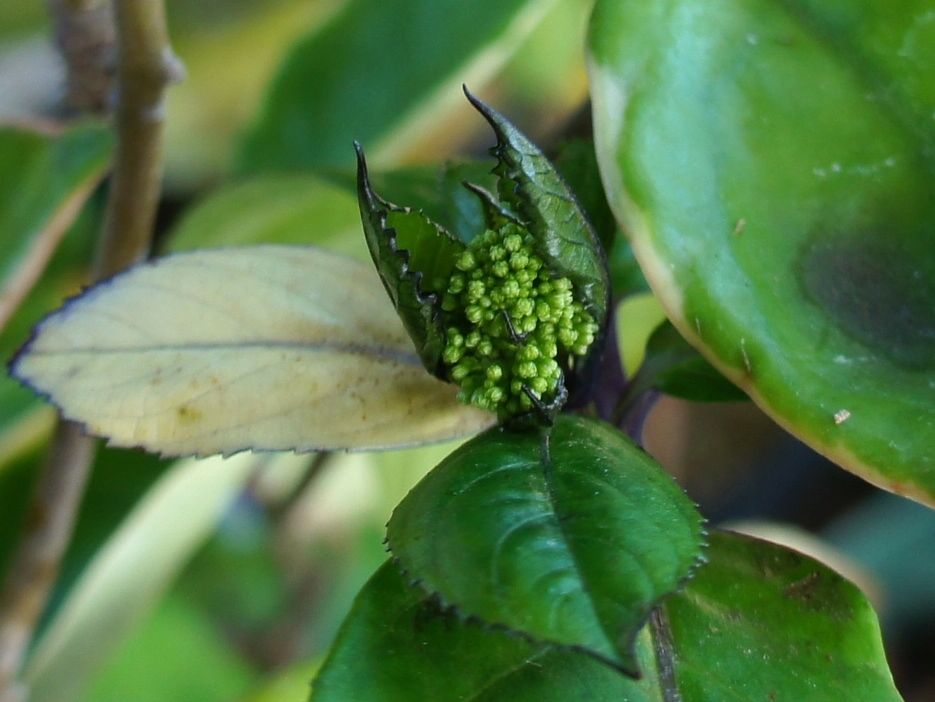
[0,2,181,698]
[94,0,184,279]
[0,424,93,702]
[46,0,115,115]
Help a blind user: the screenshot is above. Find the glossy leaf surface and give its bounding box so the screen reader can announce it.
[11,246,493,457]
[660,531,902,701]
[589,0,935,503]
[313,533,902,700]
[311,561,648,701]
[239,0,558,172]
[387,415,704,675]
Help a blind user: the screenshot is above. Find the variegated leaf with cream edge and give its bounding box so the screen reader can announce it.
[588,0,935,504]
[10,246,493,457]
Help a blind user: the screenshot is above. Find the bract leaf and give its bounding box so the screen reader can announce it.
[386,415,705,675]
[10,246,493,457]
[589,0,935,504]
[465,88,610,331]
[313,532,903,700]
[356,145,466,377]
[552,138,619,253]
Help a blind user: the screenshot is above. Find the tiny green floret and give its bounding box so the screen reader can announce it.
[441,223,598,418]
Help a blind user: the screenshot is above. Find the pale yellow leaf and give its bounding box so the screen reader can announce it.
[11,246,493,456]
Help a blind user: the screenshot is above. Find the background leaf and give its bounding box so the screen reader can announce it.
[80,593,257,702]
[22,452,291,702]
[165,161,496,256]
[0,122,111,332]
[12,246,493,457]
[313,532,903,700]
[588,0,935,504]
[166,174,367,259]
[238,0,560,173]
[632,321,748,404]
[387,415,704,675]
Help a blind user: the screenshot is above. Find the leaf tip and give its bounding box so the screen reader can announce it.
[462,85,503,137]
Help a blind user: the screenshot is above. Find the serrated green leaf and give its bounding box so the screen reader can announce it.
[466,90,610,331]
[386,414,704,675]
[313,532,902,700]
[589,0,935,504]
[238,0,559,173]
[11,246,493,457]
[356,146,466,377]
[311,561,649,702]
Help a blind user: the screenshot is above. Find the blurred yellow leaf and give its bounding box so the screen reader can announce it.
[12,246,493,457]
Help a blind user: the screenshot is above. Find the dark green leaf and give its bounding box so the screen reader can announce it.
[462,181,523,232]
[314,533,902,700]
[386,415,704,675]
[658,531,903,701]
[552,138,618,252]
[589,0,935,504]
[641,322,747,403]
[607,234,649,300]
[551,138,650,299]
[311,561,651,702]
[237,0,556,173]
[465,90,610,331]
[355,146,465,377]
[316,160,499,245]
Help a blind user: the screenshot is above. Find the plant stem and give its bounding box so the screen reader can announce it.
[0,424,93,702]
[46,0,115,114]
[649,607,682,702]
[0,2,180,698]
[95,0,183,278]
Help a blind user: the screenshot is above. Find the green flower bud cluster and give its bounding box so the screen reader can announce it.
[440,223,598,416]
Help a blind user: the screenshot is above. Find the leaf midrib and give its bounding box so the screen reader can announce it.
[537,430,621,665]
